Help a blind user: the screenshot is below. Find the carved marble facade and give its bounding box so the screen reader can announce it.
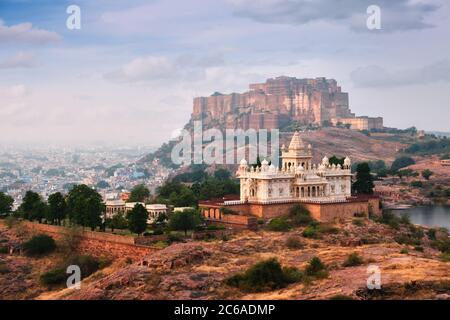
[236,132,352,204]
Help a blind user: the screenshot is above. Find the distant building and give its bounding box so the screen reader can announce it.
[333,116,383,131]
[105,200,168,224]
[173,207,195,212]
[146,204,168,223]
[105,199,126,218]
[120,192,131,201]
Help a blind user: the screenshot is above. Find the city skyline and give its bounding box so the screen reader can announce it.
[1,0,450,146]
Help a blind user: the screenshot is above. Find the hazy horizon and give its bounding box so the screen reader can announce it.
[1,0,450,146]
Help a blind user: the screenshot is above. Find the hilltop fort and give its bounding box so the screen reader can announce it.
[191,76,383,131]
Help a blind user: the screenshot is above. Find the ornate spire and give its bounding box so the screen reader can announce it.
[288,131,305,151]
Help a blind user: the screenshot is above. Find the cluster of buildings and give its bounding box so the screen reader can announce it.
[105,200,169,223]
[104,198,193,224]
[0,145,172,209]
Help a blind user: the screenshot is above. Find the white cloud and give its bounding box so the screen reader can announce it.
[105,56,177,83]
[0,20,61,45]
[0,52,37,69]
[0,84,30,98]
[350,60,450,87]
[104,53,225,84]
[229,0,440,32]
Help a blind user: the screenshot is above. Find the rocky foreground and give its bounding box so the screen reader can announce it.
[1,219,443,300]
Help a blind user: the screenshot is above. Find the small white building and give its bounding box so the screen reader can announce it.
[105,200,168,224]
[105,199,126,218]
[173,207,195,212]
[146,204,169,223]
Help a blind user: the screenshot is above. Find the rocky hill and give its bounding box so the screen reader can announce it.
[142,128,406,170]
[280,128,405,164]
[30,219,450,300]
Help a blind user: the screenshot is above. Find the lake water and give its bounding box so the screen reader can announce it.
[391,206,450,231]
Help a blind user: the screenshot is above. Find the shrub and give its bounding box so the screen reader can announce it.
[267,217,290,232]
[66,255,100,278]
[343,252,364,267]
[391,156,415,172]
[4,216,17,229]
[40,268,66,285]
[305,257,328,278]
[395,234,421,246]
[318,224,339,234]
[426,229,437,241]
[40,255,102,286]
[257,219,265,225]
[353,212,366,218]
[23,234,56,256]
[302,225,319,238]
[302,222,338,239]
[206,224,225,231]
[0,246,8,254]
[0,263,10,274]
[152,229,164,235]
[414,246,424,252]
[400,248,409,254]
[410,181,423,188]
[98,257,112,269]
[167,233,184,244]
[441,252,450,262]
[289,204,313,226]
[285,236,304,249]
[352,218,365,227]
[409,225,424,240]
[153,241,168,249]
[379,212,400,229]
[399,213,411,225]
[224,258,301,292]
[433,239,450,253]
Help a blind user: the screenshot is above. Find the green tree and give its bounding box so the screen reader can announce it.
[19,191,47,222]
[391,156,415,172]
[0,192,14,217]
[168,209,201,236]
[66,185,104,230]
[329,156,345,166]
[352,163,374,195]
[214,169,231,180]
[107,212,128,232]
[397,169,418,179]
[129,184,150,202]
[47,192,66,225]
[127,204,148,235]
[422,169,433,180]
[96,180,110,189]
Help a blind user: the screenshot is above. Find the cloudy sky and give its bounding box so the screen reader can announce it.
[0,0,449,146]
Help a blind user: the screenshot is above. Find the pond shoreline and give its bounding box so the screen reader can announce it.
[389,205,450,231]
